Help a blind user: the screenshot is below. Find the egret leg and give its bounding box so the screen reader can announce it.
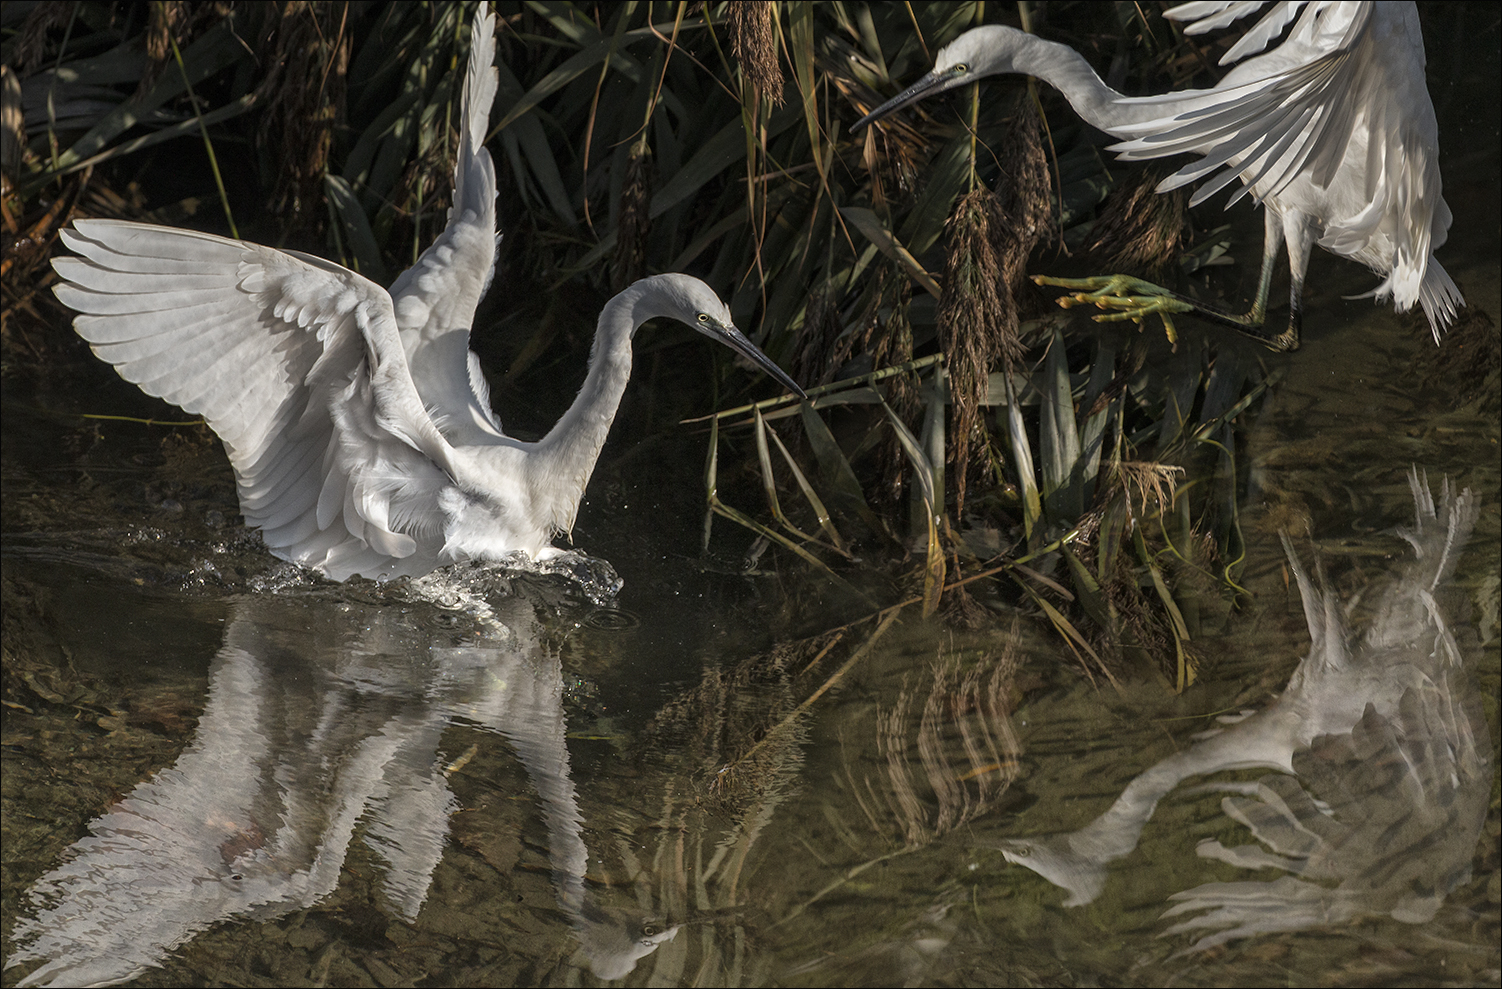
[1272,209,1313,353]
[1033,209,1302,352]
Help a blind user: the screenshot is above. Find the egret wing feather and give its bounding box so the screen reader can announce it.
[1111,47,1353,206]
[57,218,458,581]
[1168,2,1365,65]
[1114,3,1451,326]
[1118,2,1372,202]
[1168,1,1286,39]
[1217,4,1305,64]
[389,11,505,448]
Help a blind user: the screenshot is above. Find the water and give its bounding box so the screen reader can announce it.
[5,276,1497,987]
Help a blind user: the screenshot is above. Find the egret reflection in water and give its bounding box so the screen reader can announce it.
[854,2,1463,350]
[996,469,1491,951]
[3,583,671,987]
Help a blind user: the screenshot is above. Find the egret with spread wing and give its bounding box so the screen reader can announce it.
[853,2,1462,351]
[53,12,805,582]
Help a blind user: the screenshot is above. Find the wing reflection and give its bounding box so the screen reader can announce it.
[999,469,1492,946]
[5,586,667,987]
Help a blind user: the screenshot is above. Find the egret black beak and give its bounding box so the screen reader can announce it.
[707,322,808,400]
[852,67,965,131]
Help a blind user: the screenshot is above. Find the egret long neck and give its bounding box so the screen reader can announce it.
[529,286,651,532]
[1005,35,1166,137]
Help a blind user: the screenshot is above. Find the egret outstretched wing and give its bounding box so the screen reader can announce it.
[389,10,505,448]
[56,219,457,580]
[1111,3,1378,208]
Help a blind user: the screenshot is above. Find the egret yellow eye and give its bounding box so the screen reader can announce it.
[697,313,710,323]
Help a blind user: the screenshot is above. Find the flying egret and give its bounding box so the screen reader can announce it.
[51,12,805,582]
[853,2,1463,351]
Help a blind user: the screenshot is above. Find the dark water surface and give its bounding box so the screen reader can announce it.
[5,267,1498,989]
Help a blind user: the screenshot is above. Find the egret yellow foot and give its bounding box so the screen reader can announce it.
[1033,274,1190,346]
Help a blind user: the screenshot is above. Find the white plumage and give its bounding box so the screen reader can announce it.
[854,2,1462,349]
[54,12,804,582]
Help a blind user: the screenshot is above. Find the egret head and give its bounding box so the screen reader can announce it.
[634,273,735,332]
[628,273,807,399]
[931,26,1027,81]
[995,835,1108,907]
[853,25,1027,131]
[574,912,680,981]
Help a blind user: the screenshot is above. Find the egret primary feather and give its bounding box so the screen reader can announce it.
[53,12,805,582]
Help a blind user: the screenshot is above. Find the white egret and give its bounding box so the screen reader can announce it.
[853,2,1463,350]
[52,12,805,582]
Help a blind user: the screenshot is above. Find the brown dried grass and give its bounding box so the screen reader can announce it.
[938,95,1050,516]
[725,1,784,106]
